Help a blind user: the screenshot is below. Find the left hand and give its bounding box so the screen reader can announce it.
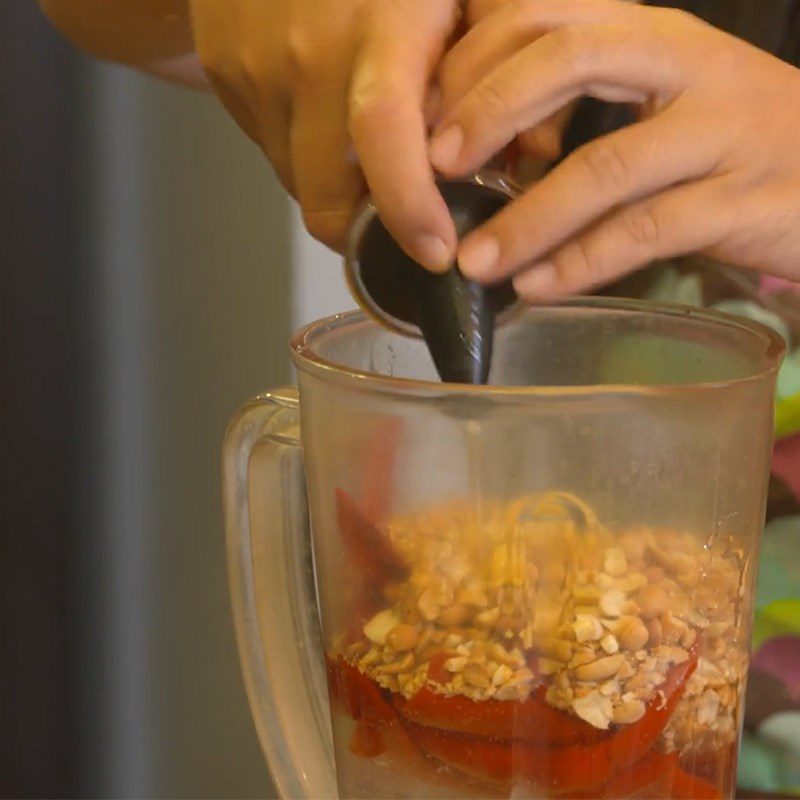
[429,0,800,300]
[191,0,467,267]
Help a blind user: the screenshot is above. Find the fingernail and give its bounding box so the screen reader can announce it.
[429,124,464,171]
[415,233,453,272]
[457,236,499,279]
[513,262,557,300]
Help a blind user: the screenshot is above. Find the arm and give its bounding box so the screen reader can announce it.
[39,0,208,87]
[40,0,462,265]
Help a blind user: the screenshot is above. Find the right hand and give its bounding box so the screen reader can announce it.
[189,0,464,270]
[428,0,800,300]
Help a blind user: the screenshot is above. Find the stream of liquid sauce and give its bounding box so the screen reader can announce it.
[464,419,487,529]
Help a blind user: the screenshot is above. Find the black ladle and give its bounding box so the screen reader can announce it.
[345,174,522,385]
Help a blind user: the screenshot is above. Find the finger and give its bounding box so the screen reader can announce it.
[203,69,261,145]
[456,109,725,282]
[430,21,690,177]
[349,0,461,272]
[448,2,583,163]
[423,81,443,129]
[517,103,577,161]
[254,101,296,197]
[291,81,364,251]
[512,177,735,300]
[205,70,296,195]
[465,0,506,26]
[440,0,641,118]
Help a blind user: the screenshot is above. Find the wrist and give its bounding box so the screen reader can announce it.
[39,0,195,68]
[144,53,211,90]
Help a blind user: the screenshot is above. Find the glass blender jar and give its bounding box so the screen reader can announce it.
[223,299,782,799]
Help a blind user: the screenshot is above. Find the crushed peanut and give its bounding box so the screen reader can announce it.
[574,614,603,643]
[339,492,747,759]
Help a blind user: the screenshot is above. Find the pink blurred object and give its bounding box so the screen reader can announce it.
[772,434,800,500]
[752,636,800,702]
[760,276,800,296]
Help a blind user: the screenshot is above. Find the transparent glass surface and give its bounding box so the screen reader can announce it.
[225,299,784,800]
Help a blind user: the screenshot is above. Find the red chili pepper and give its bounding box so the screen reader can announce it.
[349,718,386,758]
[326,656,407,756]
[327,657,470,789]
[330,653,718,797]
[404,720,613,794]
[684,742,736,798]
[550,751,722,800]
[326,655,395,724]
[394,685,610,747]
[326,654,344,711]
[401,655,697,792]
[335,488,409,626]
[608,653,698,769]
[668,766,722,799]
[335,488,408,584]
[426,652,455,686]
[597,751,679,799]
[360,418,403,524]
[337,419,404,625]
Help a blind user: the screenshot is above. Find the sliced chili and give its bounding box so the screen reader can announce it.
[609,653,697,769]
[404,720,613,794]
[331,651,708,797]
[335,488,408,583]
[360,418,403,524]
[326,655,395,724]
[426,651,455,686]
[394,685,610,747]
[349,719,386,758]
[668,767,723,799]
[598,751,679,799]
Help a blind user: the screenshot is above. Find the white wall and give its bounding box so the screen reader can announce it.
[86,55,359,798]
[290,205,355,329]
[87,64,290,798]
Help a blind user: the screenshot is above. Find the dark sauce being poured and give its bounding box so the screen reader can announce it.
[352,179,519,385]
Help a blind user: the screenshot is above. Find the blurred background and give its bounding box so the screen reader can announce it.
[1,3,352,797]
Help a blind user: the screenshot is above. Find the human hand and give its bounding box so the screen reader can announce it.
[448,0,577,161]
[190,0,467,269]
[429,0,800,300]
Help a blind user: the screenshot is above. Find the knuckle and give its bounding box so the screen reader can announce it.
[196,42,264,100]
[578,140,633,193]
[705,37,742,76]
[508,0,563,25]
[238,50,266,92]
[192,25,224,71]
[548,26,597,75]
[467,0,506,23]
[556,239,596,287]
[653,6,722,66]
[507,0,532,18]
[194,39,218,71]
[284,26,321,85]
[201,62,227,94]
[655,6,699,29]
[621,204,663,250]
[302,206,353,248]
[348,92,380,135]
[437,58,460,104]
[349,85,405,136]
[473,80,512,118]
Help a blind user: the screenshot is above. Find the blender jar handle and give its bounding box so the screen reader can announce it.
[222,389,336,800]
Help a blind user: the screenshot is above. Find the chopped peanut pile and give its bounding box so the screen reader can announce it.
[335,492,746,757]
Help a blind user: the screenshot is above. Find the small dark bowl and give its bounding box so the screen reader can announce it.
[345,172,523,384]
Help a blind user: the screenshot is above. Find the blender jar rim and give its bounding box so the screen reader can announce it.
[290,296,785,399]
